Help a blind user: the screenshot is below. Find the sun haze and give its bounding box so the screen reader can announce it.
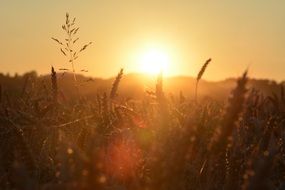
[138,47,170,75]
[1,1,285,81]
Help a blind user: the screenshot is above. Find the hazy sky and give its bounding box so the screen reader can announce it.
[0,0,285,81]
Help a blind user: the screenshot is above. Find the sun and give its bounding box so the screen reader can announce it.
[138,48,170,75]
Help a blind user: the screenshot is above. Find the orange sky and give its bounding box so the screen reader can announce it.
[0,0,285,81]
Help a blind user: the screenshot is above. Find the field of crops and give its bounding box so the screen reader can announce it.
[0,65,285,190]
[1,13,285,190]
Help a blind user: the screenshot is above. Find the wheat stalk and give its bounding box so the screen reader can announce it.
[51,66,58,104]
[110,68,124,99]
[155,71,164,101]
[195,58,211,102]
[214,70,248,152]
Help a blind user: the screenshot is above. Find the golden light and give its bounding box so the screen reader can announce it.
[138,48,170,75]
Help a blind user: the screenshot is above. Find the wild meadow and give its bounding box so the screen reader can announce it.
[0,14,285,190]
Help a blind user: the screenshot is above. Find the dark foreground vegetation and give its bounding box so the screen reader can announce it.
[0,66,285,190]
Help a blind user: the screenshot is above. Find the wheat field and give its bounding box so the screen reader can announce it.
[0,13,285,190]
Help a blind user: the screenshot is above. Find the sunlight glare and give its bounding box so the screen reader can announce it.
[138,48,170,75]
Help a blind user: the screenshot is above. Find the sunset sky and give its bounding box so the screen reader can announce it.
[0,0,284,81]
